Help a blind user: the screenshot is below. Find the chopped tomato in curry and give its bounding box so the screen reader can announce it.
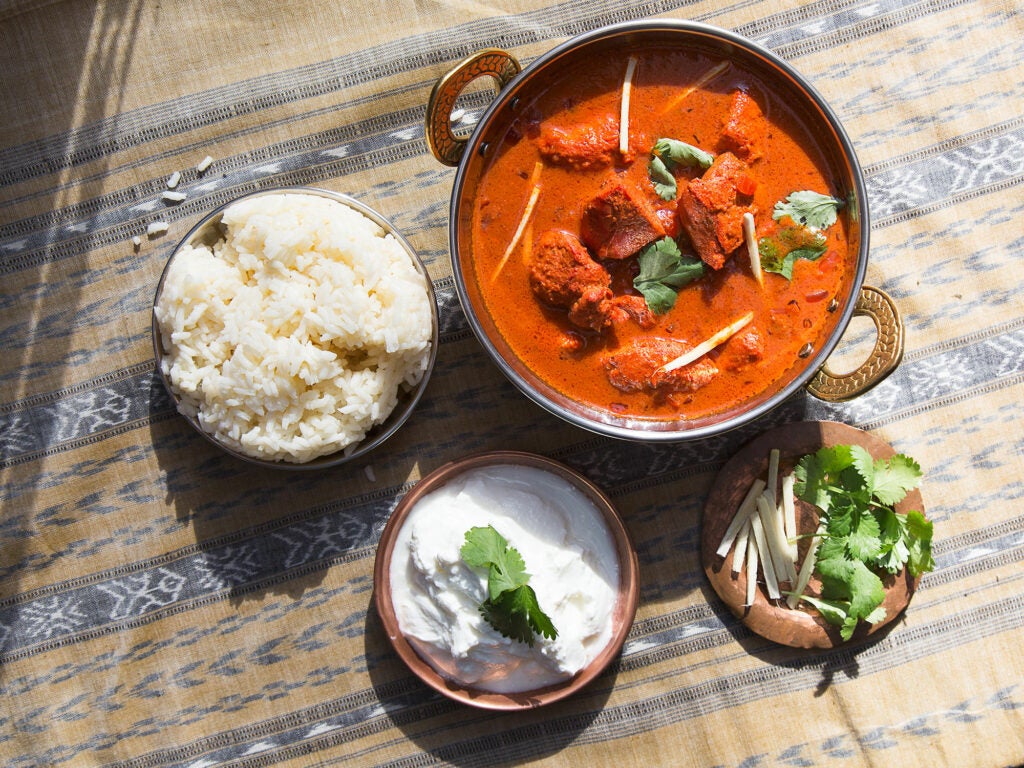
[469,47,853,421]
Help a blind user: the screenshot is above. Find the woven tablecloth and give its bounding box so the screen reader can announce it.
[2,0,1023,766]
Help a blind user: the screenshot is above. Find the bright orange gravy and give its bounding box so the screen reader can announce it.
[469,46,854,421]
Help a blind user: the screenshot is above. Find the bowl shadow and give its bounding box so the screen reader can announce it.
[363,594,614,766]
[145,367,427,606]
[694,572,909,697]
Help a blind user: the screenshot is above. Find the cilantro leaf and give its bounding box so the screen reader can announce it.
[653,138,714,170]
[848,444,876,491]
[647,156,677,201]
[794,445,853,513]
[487,544,528,600]
[480,589,537,645]
[760,244,827,280]
[759,220,828,280]
[816,529,850,564]
[461,525,529,601]
[460,525,558,645]
[844,508,883,562]
[461,525,509,569]
[864,604,888,625]
[791,444,934,640]
[822,499,855,539]
[647,139,715,201]
[813,444,856,476]
[480,586,556,646]
[633,236,705,314]
[792,593,850,627]
[773,190,844,230]
[816,556,886,641]
[871,454,922,506]
[505,584,558,641]
[904,510,934,577]
[636,280,678,315]
[792,592,888,640]
[874,507,911,574]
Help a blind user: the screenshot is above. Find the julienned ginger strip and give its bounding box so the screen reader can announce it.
[661,60,729,114]
[657,311,754,374]
[491,161,544,282]
[743,212,763,287]
[619,56,638,156]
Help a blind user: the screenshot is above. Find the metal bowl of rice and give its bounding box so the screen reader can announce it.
[152,187,439,469]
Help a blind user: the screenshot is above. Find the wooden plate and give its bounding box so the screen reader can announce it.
[701,421,925,649]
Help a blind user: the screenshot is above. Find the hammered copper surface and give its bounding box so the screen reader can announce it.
[373,451,640,709]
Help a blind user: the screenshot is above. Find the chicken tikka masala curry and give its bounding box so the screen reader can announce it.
[469,46,855,422]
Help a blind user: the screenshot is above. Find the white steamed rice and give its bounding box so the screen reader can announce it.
[153,192,433,463]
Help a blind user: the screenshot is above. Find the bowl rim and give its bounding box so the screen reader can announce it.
[151,186,440,470]
[372,450,640,710]
[447,19,870,442]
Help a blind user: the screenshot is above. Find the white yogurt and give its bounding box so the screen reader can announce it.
[389,463,620,693]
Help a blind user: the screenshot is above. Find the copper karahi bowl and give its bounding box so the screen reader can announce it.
[373,451,639,709]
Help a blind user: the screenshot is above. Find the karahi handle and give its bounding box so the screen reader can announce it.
[808,285,904,402]
[425,49,521,167]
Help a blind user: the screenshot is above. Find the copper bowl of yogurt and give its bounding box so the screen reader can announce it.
[373,451,639,709]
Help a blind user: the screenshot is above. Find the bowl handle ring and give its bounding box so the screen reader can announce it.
[425,49,521,166]
[807,285,904,402]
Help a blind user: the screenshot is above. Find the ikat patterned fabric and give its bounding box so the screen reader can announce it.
[1,0,1022,766]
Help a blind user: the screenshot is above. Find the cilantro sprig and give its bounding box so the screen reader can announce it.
[791,445,934,641]
[633,236,705,314]
[460,525,557,646]
[773,190,844,230]
[758,227,827,280]
[756,190,843,281]
[647,138,715,200]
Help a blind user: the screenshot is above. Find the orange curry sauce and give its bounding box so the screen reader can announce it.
[470,47,853,421]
